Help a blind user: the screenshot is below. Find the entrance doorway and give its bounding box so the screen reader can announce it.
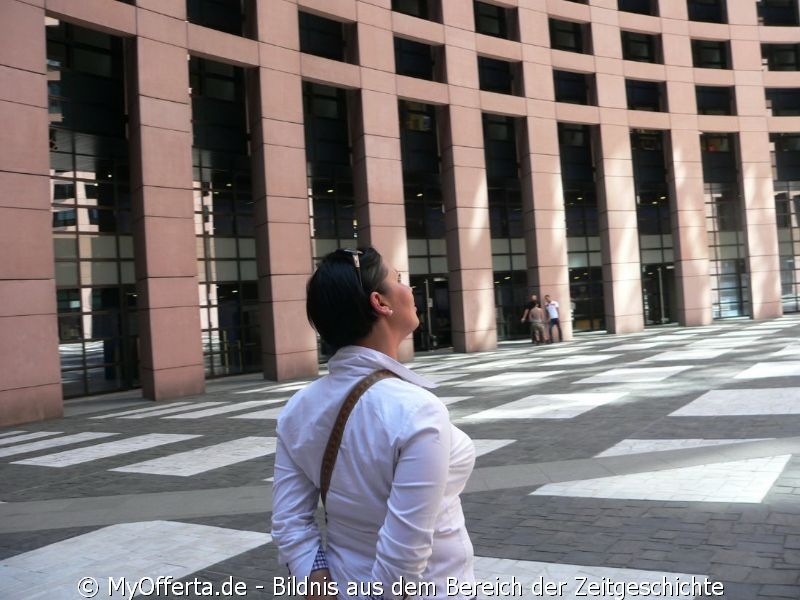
[411,275,451,351]
[641,263,676,325]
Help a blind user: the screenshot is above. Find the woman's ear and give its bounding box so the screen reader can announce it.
[368,290,392,317]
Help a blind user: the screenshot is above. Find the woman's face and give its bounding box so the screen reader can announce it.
[380,264,419,334]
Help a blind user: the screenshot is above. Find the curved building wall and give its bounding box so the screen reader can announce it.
[0,0,798,425]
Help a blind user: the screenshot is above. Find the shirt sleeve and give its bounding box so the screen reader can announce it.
[370,397,452,600]
[271,434,322,579]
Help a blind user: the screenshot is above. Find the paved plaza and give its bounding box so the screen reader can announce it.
[1,317,800,599]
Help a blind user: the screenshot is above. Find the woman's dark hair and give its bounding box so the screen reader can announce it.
[306,247,388,352]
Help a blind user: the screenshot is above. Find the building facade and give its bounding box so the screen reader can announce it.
[2,0,799,426]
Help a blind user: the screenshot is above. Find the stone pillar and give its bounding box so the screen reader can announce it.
[520,117,572,341]
[0,1,62,426]
[668,127,713,326]
[597,123,644,333]
[130,13,205,400]
[731,30,782,319]
[251,0,318,380]
[352,7,413,361]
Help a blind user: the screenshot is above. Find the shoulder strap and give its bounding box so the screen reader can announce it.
[320,369,398,507]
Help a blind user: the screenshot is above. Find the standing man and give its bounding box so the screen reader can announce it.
[544,294,562,343]
[520,293,540,343]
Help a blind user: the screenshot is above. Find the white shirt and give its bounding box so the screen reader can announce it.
[546,300,560,319]
[272,346,476,600]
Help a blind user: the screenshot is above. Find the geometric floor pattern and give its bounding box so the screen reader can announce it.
[531,455,792,503]
[472,556,708,599]
[670,388,800,416]
[461,393,627,421]
[595,437,772,457]
[0,521,271,599]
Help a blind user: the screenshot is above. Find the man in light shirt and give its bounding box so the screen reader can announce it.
[544,294,562,343]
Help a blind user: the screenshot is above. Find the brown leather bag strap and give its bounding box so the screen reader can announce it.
[320,369,397,508]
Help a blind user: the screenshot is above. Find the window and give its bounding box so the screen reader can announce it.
[549,19,589,54]
[766,88,800,115]
[474,1,517,40]
[762,44,800,71]
[299,12,354,62]
[392,0,439,21]
[186,0,247,36]
[395,38,442,81]
[687,0,726,23]
[554,70,594,105]
[758,0,799,25]
[696,85,736,115]
[692,40,730,69]
[478,56,518,95]
[626,79,665,111]
[622,31,660,63]
[618,0,658,15]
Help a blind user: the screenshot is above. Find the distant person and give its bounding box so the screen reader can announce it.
[520,293,540,342]
[544,294,562,343]
[529,302,546,345]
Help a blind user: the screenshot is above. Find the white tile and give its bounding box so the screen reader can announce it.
[472,556,708,599]
[463,358,538,371]
[531,455,790,503]
[734,361,800,379]
[0,432,117,459]
[473,439,515,458]
[428,373,469,384]
[640,348,730,362]
[235,381,311,394]
[0,521,270,600]
[163,399,285,419]
[459,371,564,387]
[772,344,800,357]
[119,401,225,419]
[596,438,772,457]
[12,434,199,468]
[230,406,284,420]
[90,401,192,419]
[600,342,665,351]
[0,432,62,446]
[0,430,25,439]
[574,366,691,384]
[671,388,800,416]
[541,354,619,366]
[439,396,473,406]
[461,393,626,421]
[112,436,278,477]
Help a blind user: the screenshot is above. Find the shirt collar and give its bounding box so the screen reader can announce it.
[328,345,438,389]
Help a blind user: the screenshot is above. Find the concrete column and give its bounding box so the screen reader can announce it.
[440,105,497,352]
[251,0,318,380]
[130,13,205,400]
[597,123,644,333]
[0,1,62,426]
[731,32,782,320]
[352,8,414,361]
[668,126,713,326]
[520,117,572,340]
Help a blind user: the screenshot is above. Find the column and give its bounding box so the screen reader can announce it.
[0,1,62,425]
[251,0,318,380]
[130,12,205,400]
[597,123,644,333]
[352,6,413,360]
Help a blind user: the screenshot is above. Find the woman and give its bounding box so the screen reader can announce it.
[271,247,476,599]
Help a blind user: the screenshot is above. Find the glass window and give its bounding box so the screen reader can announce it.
[688,0,727,23]
[474,1,516,40]
[618,0,658,15]
[762,44,800,71]
[299,12,349,62]
[549,19,588,53]
[626,79,665,111]
[696,85,736,115]
[766,88,800,115]
[392,0,439,21]
[692,39,730,69]
[758,0,800,25]
[478,56,517,95]
[622,31,660,63]
[395,38,438,81]
[554,70,593,105]
[186,0,246,37]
